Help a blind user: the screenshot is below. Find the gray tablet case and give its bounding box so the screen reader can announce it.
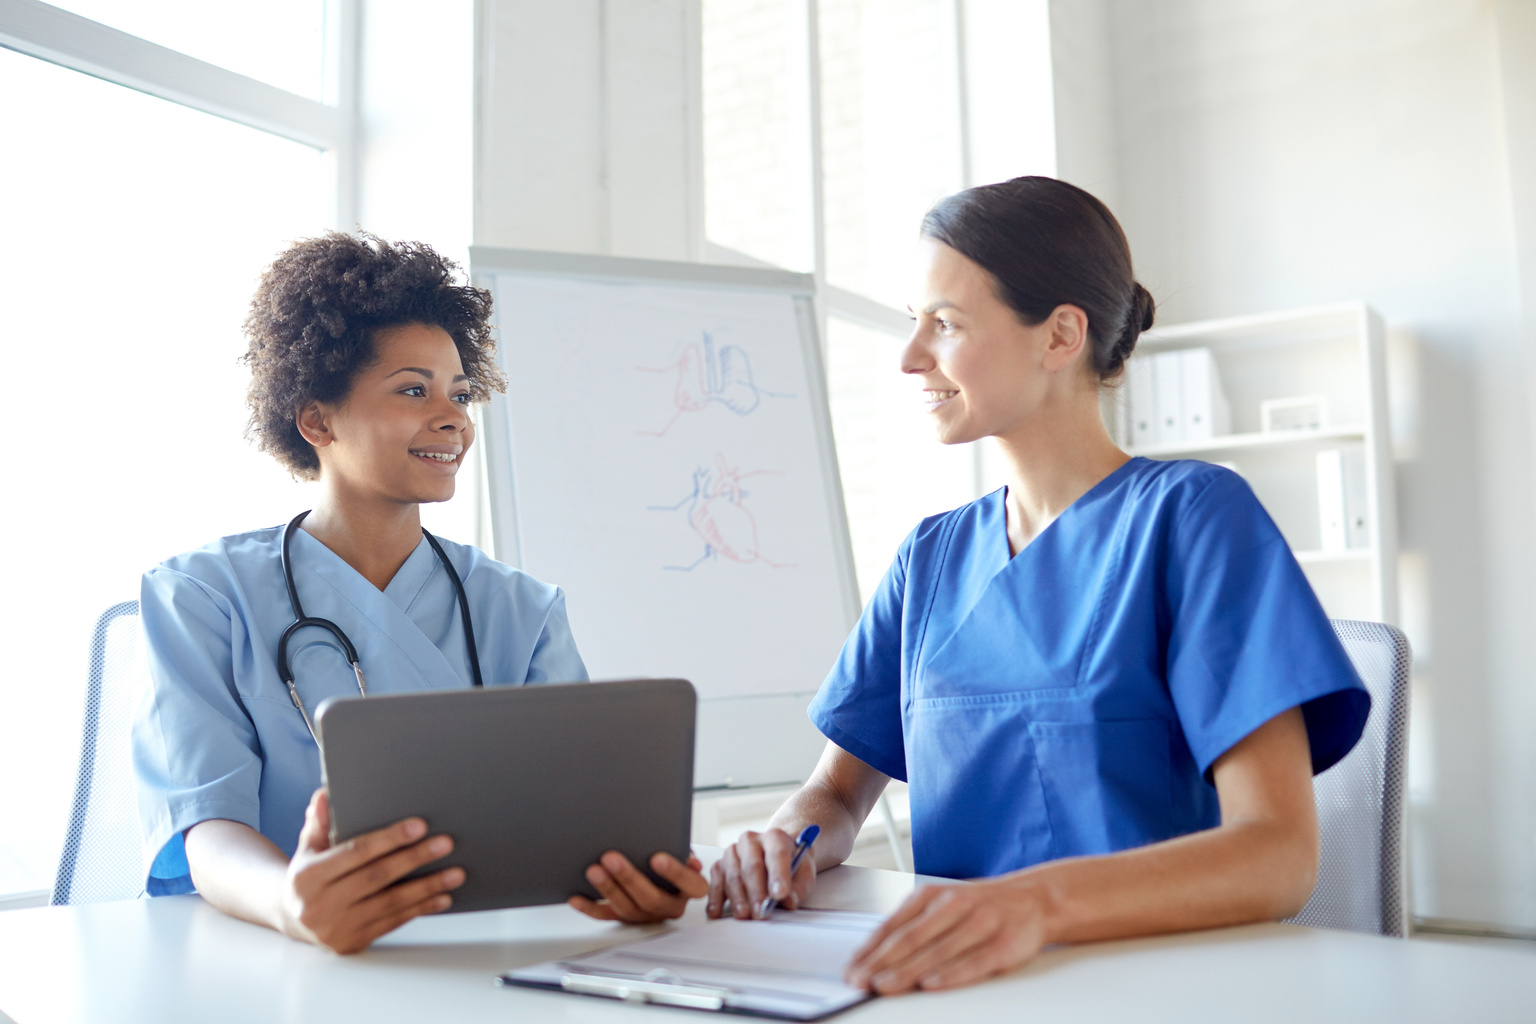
[314,678,695,913]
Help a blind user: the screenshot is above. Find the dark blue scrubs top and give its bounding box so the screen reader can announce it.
[809,458,1370,880]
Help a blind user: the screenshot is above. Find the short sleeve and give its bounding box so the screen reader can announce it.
[806,534,912,782]
[133,569,264,895]
[1164,471,1370,777]
[524,587,590,684]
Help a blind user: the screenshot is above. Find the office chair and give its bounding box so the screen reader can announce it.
[1285,619,1411,937]
[51,601,145,905]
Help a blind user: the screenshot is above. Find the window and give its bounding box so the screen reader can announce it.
[702,0,814,272]
[0,2,363,899]
[819,0,964,309]
[702,0,1052,600]
[46,0,332,99]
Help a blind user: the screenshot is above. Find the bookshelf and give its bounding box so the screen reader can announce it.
[1113,302,1399,625]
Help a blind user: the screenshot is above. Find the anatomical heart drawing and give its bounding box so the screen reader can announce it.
[635,332,794,436]
[648,454,796,572]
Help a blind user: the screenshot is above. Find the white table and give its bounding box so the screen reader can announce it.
[1,860,1532,1024]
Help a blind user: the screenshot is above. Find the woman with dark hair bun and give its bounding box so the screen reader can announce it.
[707,178,1369,991]
[134,234,707,953]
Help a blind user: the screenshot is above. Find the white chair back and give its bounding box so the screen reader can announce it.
[51,601,145,905]
[1286,619,1411,936]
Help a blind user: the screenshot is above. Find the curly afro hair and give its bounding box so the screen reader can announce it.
[241,232,507,480]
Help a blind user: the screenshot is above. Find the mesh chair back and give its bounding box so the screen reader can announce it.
[51,601,145,905]
[1285,619,1411,936]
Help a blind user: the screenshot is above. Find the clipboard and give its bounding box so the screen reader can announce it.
[497,908,881,1020]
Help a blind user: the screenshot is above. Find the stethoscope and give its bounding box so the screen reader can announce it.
[278,510,483,744]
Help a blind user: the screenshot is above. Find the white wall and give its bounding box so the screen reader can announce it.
[474,0,700,259]
[1052,0,1536,930]
[1048,0,1117,207]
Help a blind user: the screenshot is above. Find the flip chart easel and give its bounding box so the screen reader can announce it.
[469,248,860,789]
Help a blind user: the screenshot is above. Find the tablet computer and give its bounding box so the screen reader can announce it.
[314,678,695,913]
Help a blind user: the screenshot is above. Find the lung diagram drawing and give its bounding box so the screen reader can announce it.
[636,331,794,437]
[648,453,797,572]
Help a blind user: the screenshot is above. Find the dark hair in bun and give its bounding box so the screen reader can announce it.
[920,176,1153,381]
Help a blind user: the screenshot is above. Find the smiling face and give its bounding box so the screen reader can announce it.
[903,239,1091,446]
[298,323,475,506]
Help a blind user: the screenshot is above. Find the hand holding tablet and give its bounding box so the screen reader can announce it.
[315,678,698,915]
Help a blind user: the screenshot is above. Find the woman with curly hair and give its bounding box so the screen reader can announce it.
[133,234,707,952]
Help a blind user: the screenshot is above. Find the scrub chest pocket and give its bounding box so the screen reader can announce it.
[908,694,1180,878]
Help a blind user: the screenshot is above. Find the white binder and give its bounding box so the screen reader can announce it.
[1154,351,1185,444]
[1343,448,1370,548]
[1126,356,1157,449]
[1180,347,1231,440]
[1317,448,1371,552]
[1317,450,1349,552]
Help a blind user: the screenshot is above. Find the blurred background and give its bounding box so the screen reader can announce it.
[1,0,1532,940]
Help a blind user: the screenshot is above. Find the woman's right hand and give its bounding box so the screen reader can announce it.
[278,789,465,953]
[707,828,817,919]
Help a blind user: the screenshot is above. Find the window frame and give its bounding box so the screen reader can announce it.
[703,0,984,509]
[0,0,360,908]
[702,0,975,339]
[0,0,359,226]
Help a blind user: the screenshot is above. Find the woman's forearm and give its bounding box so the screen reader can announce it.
[1013,812,1317,947]
[765,780,866,871]
[186,791,469,953]
[766,743,892,872]
[184,819,293,934]
[844,708,1319,993]
[1031,708,1318,944]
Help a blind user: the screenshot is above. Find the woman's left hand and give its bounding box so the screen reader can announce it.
[844,879,1050,993]
[569,850,710,923]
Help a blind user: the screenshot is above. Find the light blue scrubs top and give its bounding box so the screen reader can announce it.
[809,458,1370,880]
[133,525,588,895]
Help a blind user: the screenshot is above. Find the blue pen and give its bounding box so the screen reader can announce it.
[758,824,820,919]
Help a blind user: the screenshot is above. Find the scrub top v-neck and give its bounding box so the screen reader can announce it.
[134,525,588,895]
[809,458,1369,880]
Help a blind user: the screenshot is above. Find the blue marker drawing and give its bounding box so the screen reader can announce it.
[636,332,795,437]
[647,454,796,571]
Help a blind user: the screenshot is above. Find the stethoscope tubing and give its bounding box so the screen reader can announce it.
[278,510,483,744]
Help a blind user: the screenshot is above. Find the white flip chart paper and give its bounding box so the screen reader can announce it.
[489,273,856,703]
